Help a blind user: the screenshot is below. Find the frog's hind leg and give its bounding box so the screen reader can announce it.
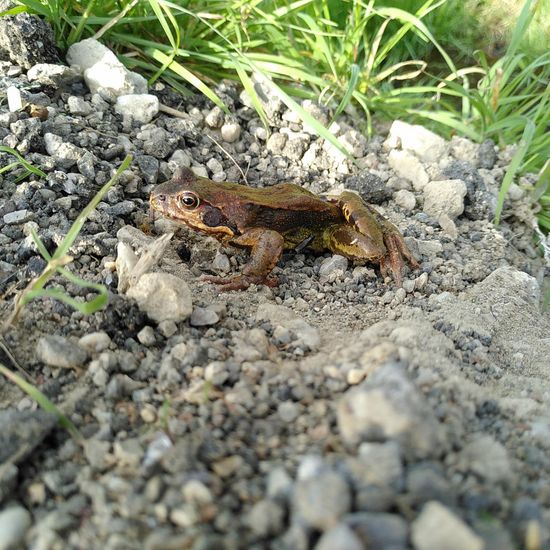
[334,191,419,286]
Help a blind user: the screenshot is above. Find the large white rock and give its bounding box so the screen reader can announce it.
[386,120,448,163]
[66,38,147,99]
[127,272,193,323]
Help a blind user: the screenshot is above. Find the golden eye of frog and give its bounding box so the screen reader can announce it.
[150,167,419,290]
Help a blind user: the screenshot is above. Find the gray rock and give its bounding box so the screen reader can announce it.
[137,326,156,346]
[337,362,446,459]
[256,303,321,351]
[205,106,224,128]
[189,306,220,327]
[319,255,348,283]
[278,401,300,423]
[3,209,32,225]
[267,132,288,154]
[246,499,285,537]
[0,10,60,68]
[411,501,484,550]
[84,439,112,471]
[204,361,229,385]
[293,470,351,529]
[267,467,293,501]
[136,154,159,184]
[126,272,193,323]
[36,335,88,368]
[76,151,96,179]
[406,464,455,507]
[340,129,368,158]
[345,171,391,204]
[27,63,79,87]
[442,159,496,220]
[345,441,403,511]
[388,149,429,191]
[67,95,92,116]
[137,126,177,158]
[43,132,84,169]
[0,505,32,550]
[66,38,147,99]
[423,179,467,219]
[315,523,364,550]
[345,512,408,549]
[386,120,447,163]
[113,438,144,470]
[478,139,497,169]
[458,434,512,484]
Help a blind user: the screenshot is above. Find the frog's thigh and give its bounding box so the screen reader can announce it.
[326,225,386,261]
[231,228,285,277]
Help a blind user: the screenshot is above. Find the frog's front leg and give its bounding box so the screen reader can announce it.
[202,228,284,290]
[329,191,419,286]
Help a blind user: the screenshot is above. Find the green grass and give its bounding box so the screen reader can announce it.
[0,363,83,442]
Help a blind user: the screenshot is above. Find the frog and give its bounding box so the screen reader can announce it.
[150,167,419,290]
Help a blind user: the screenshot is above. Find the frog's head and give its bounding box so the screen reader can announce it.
[150,167,237,237]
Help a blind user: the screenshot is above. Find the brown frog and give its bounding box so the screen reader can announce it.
[150,167,419,290]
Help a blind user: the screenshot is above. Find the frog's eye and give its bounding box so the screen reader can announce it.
[178,192,199,209]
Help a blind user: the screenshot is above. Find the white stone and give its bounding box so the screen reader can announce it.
[43,133,83,169]
[66,38,147,98]
[394,189,416,211]
[411,501,483,550]
[423,179,467,219]
[0,506,32,550]
[220,121,241,143]
[388,149,429,191]
[78,331,111,353]
[114,94,159,124]
[126,272,193,323]
[386,120,447,162]
[7,85,23,111]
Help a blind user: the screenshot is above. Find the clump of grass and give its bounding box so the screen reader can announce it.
[2,154,133,332]
[409,0,550,225]
[0,145,48,182]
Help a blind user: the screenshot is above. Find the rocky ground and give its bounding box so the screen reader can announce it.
[1,22,550,550]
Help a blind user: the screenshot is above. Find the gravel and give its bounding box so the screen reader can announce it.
[0,27,549,549]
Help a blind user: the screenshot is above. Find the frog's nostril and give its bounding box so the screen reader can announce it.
[155,193,166,203]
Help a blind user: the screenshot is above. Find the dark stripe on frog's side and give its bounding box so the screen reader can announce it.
[243,203,344,250]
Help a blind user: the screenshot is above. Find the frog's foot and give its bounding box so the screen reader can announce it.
[201,274,278,291]
[379,232,420,287]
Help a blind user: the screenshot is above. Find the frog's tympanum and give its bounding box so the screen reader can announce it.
[150,167,419,290]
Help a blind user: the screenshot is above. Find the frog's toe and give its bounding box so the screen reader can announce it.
[201,274,278,291]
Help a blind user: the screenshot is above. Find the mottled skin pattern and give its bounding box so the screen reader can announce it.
[150,167,419,290]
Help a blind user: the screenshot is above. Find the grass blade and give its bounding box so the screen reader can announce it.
[0,364,83,442]
[494,118,536,225]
